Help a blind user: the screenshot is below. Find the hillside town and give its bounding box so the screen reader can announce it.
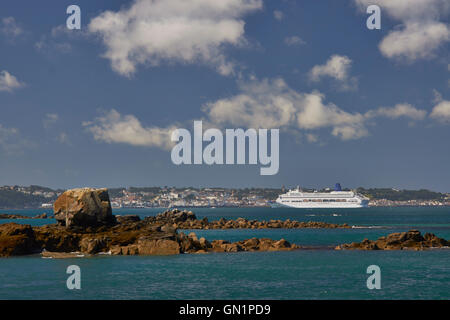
[0,185,450,209]
[108,188,272,208]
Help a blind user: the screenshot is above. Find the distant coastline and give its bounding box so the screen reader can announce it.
[0,185,449,210]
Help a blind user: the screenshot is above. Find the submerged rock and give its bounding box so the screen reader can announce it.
[335,230,450,251]
[54,188,116,228]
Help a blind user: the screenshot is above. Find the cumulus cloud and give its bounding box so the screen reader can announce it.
[88,0,262,77]
[83,109,177,150]
[0,70,24,92]
[85,77,434,148]
[284,36,305,46]
[379,22,450,61]
[0,17,23,38]
[202,77,368,140]
[354,0,450,61]
[366,103,427,121]
[430,100,450,122]
[309,55,358,91]
[448,65,450,88]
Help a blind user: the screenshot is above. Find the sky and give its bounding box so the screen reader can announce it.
[0,0,449,191]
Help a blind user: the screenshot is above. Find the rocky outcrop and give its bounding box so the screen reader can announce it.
[0,213,49,219]
[41,251,85,259]
[0,196,339,257]
[115,215,140,224]
[34,213,48,219]
[335,230,450,250]
[54,188,116,228]
[149,209,351,229]
[0,223,40,256]
[0,216,301,257]
[111,231,298,255]
[210,237,298,253]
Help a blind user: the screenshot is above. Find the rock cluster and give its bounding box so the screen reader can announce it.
[0,213,49,219]
[0,220,299,257]
[0,190,301,257]
[177,232,298,254]
[11,190,447,258]
[335,230,450,250]
[151,209,351,229]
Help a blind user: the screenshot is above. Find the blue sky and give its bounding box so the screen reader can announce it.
[0,0,449,191]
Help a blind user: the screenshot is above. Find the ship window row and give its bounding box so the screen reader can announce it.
[282,199,348,203]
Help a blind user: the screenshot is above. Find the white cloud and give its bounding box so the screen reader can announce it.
[430,100,450,122]
[273,10,284,21]
[379,22,450,61]
[367,103,427,120]
[331,126,367,141]
[446,64,450,87]
[1,17,23,38]
[284,36,305,46]
[83,109,177,150]
[0,70,24,92]
[202,77,368,140]
[88,0,262,77]
[309,55,358,91]
[84,76,435,148]
[354,0,450,61]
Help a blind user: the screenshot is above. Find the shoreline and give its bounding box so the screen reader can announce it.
[1,204,450,211]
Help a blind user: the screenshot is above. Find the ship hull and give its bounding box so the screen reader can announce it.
[274,200,368,209]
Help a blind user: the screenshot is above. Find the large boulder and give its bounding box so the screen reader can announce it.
[54,188,116,228]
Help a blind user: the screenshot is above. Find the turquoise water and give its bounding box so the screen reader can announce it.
[0,207,449,299]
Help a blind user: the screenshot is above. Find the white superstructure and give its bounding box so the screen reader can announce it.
[275,184,369,208]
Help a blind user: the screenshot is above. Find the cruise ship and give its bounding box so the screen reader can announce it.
[275,183,369,208]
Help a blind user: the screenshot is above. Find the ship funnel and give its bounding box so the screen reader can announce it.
[334,183,342,191]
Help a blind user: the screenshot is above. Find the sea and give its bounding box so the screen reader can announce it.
[0,207,449,300]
